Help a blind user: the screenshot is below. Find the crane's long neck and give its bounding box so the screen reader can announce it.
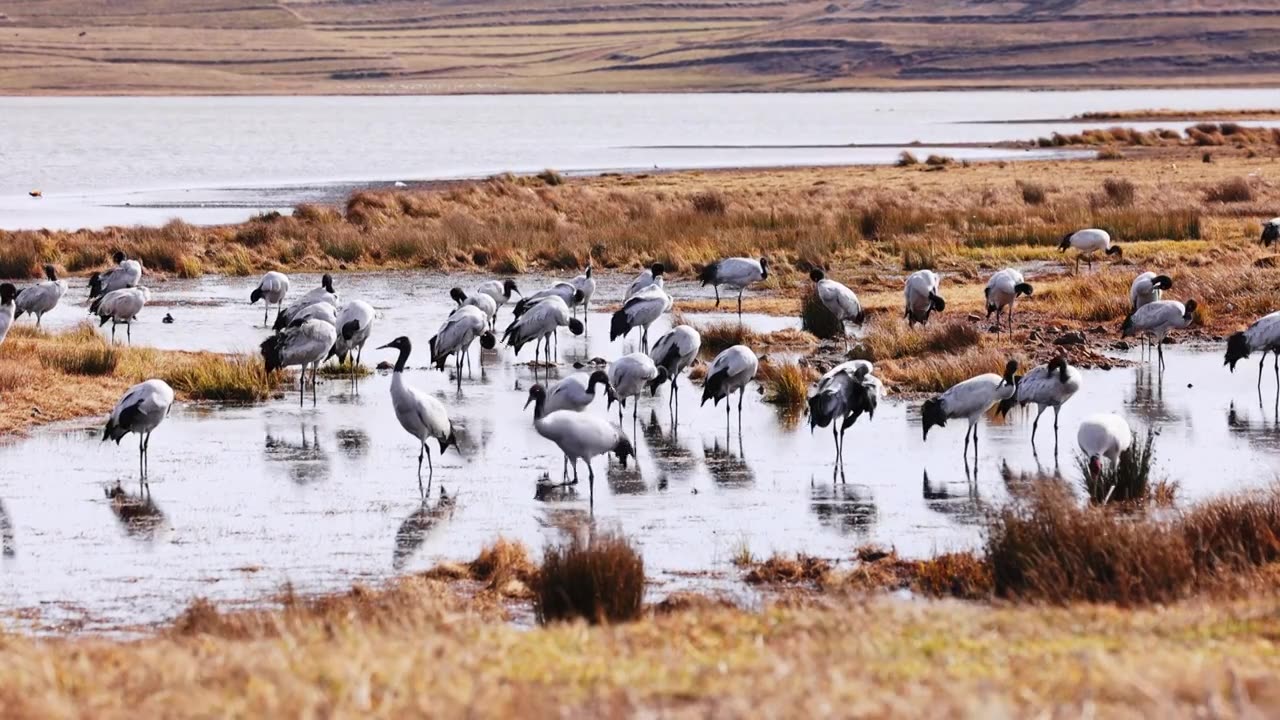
[393,345,410,373]
[1058,364,1069,383]
[531,393,547,421]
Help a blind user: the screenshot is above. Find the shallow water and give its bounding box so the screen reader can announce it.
[3,88,1278,229]
[2,272,1279,631]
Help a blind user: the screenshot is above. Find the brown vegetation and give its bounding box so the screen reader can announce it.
[534,531,645,625]
[0,324,282,436]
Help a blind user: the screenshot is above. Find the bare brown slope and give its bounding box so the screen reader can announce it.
[1,0,1279,93]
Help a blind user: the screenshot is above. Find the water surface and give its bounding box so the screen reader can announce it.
[3,88,1277,229]
[1,272,1277,632]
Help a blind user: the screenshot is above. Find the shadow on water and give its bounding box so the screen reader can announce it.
[1127,364,1183,425]
[809,482,877,537]
[335,428,369,459]
[640,410,698,482]
[393,488,457,571]
[105,484,169,542]
[1227,399,1280,452]
[0,499,13,557]
[607,459,647,496]
[703,436,754,488]
[265,424,330,485]
[922,470,989,526]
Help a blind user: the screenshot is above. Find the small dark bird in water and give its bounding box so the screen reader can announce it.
[28,190,41,198]
[162,313,175,324]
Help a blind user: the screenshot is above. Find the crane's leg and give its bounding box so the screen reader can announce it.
[737,290,744,319]
[1032,405,1046,444]
[1260,351,1268,392]
[127,321,132,345]
[1052,405,1061,444]
[263,305,268,326]
[417,442,426,496]
[144,431,151,477]
[737,386,745,428]
[572,459,580,486]
[426,446,434,496]
[299,368,305,407]
[1158,340,1165,371]
[973,423,980,463]
[587,462,595,512]
[1273,352,1278,391]
[714,286,721,308]
[312,363,319,406]
[138,433,145,479]
[111,321,117,345]
[963,424,972,458]
[36,314,42,329]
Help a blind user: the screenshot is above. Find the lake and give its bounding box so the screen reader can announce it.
[2,88,1277,230]
[0,272,1275,632]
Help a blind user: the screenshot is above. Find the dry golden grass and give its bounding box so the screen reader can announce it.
[757,359,818,409]
[878,346,1020,394]
[0,323,283,435]
[535,531,645,625]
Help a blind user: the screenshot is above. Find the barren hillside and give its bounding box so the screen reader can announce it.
[2,0,1278,93]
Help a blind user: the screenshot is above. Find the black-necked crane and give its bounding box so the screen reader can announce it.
[1225,310,1280,391]
[14,265,66,328]
[904,269,945,327]
[701,344,759,433]
[103,379,175,480]
[429,305,496,383]
[250,271,290,326]
[810,269,864,348]
[88,251,143,300]
[649,324,701,409]
[1129,271,1173,357]
[545,369,612,414]
[807,360,880,480]
[984,268,1032,334]
[1262,218,1279,246]
[474,278,521,315]
[513,283,581,318]
[91,287,150,344]
[273,274,337,331]
[1077,413,1132,487]
[1059,228,1121,273]
[1121,299,1197,369]
[996,356,1080,445]
[331,300,376,370]
[571,265,596,319]
[0,284,16,348]
[502,295,584,366]
[379,336,457,496]
[699,257,768,318]
[921,359,1019,463]
[607,352,668,423]
[260,318,337,406]
[450,287,498,330]
[625,262,665,301]
[609,283,671,352]
[525,383,634,508]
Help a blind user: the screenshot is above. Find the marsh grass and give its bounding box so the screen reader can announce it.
[535,531,644,625]
[987,486,1195,604]
[1079,427,1160,504]
[799,286,843,339]
[317,360,374,378]
[37,329,120,376]
[162,353,280,402]
[743,553,831,585]
[879,346,1016,393]
[757,360,817,408]
[851,319,980,363]
[1204,176,1255,203]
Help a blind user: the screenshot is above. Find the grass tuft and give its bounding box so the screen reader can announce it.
[758,360,817,409]
[1203,176,1254,203]
[1078,427,1160,504]
[800,286,844,339]
[162,353,280,402]
[535,531,644,625]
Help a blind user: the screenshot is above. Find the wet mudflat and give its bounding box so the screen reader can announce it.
[2,272,1277,632]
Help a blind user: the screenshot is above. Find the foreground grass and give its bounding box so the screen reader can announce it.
[8,489,1280,715]
[0,324,280,435]
[4,580,1280,716]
